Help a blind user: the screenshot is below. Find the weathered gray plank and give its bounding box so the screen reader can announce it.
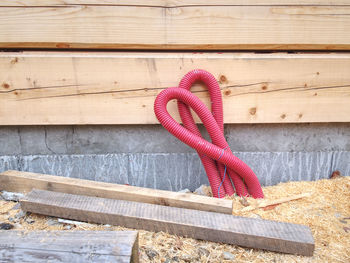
[0,230,139,263]
[21,189,315,256]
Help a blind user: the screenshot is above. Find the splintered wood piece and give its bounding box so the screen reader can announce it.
[0,230,139,263]
[0,170,233,214]
[21,189,315,256]
[240,193,311,212]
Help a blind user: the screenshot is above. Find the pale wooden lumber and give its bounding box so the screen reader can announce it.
[0,170,233,214]
[20,189,315,256]
[1,52,350,124]
[0,230,139,263]
[0,1,350,50]
[240,192,311,212]
[2,1,350,6]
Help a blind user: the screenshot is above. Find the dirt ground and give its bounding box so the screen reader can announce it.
[1,176,349,262]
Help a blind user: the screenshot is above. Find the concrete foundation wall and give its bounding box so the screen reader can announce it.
[0,124,349,191]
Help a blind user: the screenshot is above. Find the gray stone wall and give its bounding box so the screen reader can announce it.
[0,124,349,191]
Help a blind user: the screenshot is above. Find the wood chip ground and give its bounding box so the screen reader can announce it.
[1,177,349,262]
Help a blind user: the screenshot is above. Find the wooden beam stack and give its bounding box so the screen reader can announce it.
[0,0,349,125]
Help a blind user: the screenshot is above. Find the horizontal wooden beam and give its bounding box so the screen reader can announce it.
[2,1,350,7]
[1,52,350,124]
[0,230,139,263]
[0,170,233,214]
[20,189,315,256]
[0,1,350,50]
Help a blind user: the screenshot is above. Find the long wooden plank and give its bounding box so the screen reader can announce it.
[0,230,139,263]
[2,1,350,6]
[0,1,350,50]
[20,189,315,256]
[1,52,350,124]
[0,170,233,214]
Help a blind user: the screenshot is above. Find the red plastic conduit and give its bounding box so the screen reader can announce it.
[154,69,264,199]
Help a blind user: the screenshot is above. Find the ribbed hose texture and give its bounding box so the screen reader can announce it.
[154,70,264,198]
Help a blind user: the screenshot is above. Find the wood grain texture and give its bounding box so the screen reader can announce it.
[0,170,233,214]
[1,52,350,124]
[0,230,139,263]
[241,192,311,212]
[20,189,315,256]
[2,1,350,7]
[0,1,350,50]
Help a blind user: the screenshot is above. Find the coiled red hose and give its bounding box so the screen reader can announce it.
[154,69,264,199]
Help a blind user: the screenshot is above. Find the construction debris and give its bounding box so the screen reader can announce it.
[0,170,233,214]
[0,223,14,230]
[194,185,212,196]
[239,196,250,207]
[0,176,349,262]
[222,251,235,260]
[240,192,311,213]
[1,191,25,202]
[330,170,342,179]
[178,189,191,193]
[57,218,96,228]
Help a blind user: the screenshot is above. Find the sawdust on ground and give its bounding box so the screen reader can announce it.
[0,176,349,262]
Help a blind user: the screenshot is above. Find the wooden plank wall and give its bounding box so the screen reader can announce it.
[1,52,350,125]
[0,0,349,125]
[0,1,350,50]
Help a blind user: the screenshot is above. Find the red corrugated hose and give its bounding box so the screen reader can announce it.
[154,69,264,199]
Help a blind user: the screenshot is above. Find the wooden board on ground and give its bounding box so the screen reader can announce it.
[1,52,350,124]
[20,189,315,256]
[241,193,311,212]
[0,170,233,214]
[0,230,139,263]
[0,1,350,50]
